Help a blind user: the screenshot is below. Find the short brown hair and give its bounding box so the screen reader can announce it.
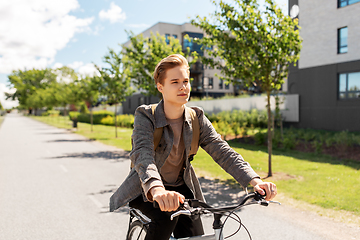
[153,54,190,85]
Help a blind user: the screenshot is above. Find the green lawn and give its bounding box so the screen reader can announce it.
[32,116,360,217]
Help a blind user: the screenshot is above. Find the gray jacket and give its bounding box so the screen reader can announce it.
[109,100,259,212]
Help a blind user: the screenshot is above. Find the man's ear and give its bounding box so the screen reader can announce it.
[157,82,163,93]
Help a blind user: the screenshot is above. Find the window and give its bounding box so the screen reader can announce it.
[225,83,229,89]
[338,27,348,54]
[172,34,177,39]
[219,78,223,89]
[165,34,170,44]
[182,32,204,55]
[339,72,360,99]
[208,77,213,89]
[338,0,360,7]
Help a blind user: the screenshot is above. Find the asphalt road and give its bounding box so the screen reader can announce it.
[0,113,359,240]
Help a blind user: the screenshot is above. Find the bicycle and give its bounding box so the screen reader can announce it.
[126,192,280,240]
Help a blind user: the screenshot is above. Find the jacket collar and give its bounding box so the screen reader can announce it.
[154,100,192,128]
[154,100,168,129]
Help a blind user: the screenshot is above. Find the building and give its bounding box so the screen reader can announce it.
[287,0,360,131]
[121,22,236,114]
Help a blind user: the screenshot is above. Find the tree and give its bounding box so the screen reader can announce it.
[122,31,197,97]
[191,0,302,177]
[78,76,101,132]
[6,68,57,113]
[95,48,134,137]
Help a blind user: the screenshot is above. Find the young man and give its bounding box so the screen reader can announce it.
[110,54,277,240]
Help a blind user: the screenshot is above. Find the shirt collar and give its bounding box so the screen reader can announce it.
[154,100,192,128]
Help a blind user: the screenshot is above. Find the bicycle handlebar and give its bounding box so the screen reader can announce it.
[170,192,268,221]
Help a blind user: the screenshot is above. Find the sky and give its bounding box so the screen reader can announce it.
[0,0,288,109]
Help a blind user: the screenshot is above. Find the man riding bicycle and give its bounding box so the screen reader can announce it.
[110,54,277,240]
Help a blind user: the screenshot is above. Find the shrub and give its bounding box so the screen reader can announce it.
[100,115,114,125]
[254,132,266,145]
[231,122,241,139]
[69,111,80,121]
[283,135,297,150]
[312,140,323,154]
[116,114,134,128]
[77,110,114,124]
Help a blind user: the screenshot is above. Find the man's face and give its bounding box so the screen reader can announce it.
[157,65,191,107]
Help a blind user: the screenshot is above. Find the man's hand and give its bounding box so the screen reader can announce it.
[150,187,185,212]
[250,178,277,201]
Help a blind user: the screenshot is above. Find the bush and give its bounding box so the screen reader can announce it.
[254,132,266,145]
[207,109,267,130]
[92,114,135,128]
[69,111,80,121]
[100,115,114,125]
[283,135,297,150]
[77,110,114,124]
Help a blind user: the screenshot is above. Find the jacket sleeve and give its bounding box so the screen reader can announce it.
[193,107,260,188]
[130,106,164,200]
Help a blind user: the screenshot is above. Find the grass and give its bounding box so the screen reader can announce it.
[32,115,360,220]
[31,115,132,151]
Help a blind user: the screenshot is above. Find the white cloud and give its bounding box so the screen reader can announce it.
[0,83,18,109]
[53,61,98,78]
[0,0,94,74]
[99,2,126,23]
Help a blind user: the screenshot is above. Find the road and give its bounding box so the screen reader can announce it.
[0,113,359,239]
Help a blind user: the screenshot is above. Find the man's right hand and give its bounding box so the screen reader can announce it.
[150,187,185,212]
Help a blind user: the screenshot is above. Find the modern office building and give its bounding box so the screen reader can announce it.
[121,22,236,114]
[287,0,360,131]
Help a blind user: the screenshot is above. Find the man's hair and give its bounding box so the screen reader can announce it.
[153,54,190,85]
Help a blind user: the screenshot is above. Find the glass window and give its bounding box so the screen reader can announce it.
[339,72,360,99]
[182,32,204,55]
[219,78,223,89]
[165,34,170,44]
[172,34,177,39]
[338,0,360,7]
[225,83,229,89]
[338,27,348,54]
[209,77,213,89]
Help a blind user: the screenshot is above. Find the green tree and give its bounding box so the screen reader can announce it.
[95,48,134,137]
[78,76,101,131]
[191,0,302,176]
[6,68,57,113]
[122,31,197,97]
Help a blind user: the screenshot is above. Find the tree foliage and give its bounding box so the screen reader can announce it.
[191,0,302,176]
[95,48,134,137]
[122,31,197,97]
[6,68,57,110]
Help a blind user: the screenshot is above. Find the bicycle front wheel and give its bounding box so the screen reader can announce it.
[126,220,147,240]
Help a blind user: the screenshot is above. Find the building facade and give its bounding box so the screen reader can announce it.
[121,22,236,114]
[287,0,360,131]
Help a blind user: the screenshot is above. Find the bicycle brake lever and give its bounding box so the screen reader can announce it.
[170,210,191,221]
[269,200,281,205]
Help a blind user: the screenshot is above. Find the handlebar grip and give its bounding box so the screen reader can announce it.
[254,191,266,201]
[152,200,186,209]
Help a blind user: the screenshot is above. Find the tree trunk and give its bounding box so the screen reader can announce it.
[63,104,67,126]
[114,103,118,138]
[266,91,273,177]
[90,106,93,132]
